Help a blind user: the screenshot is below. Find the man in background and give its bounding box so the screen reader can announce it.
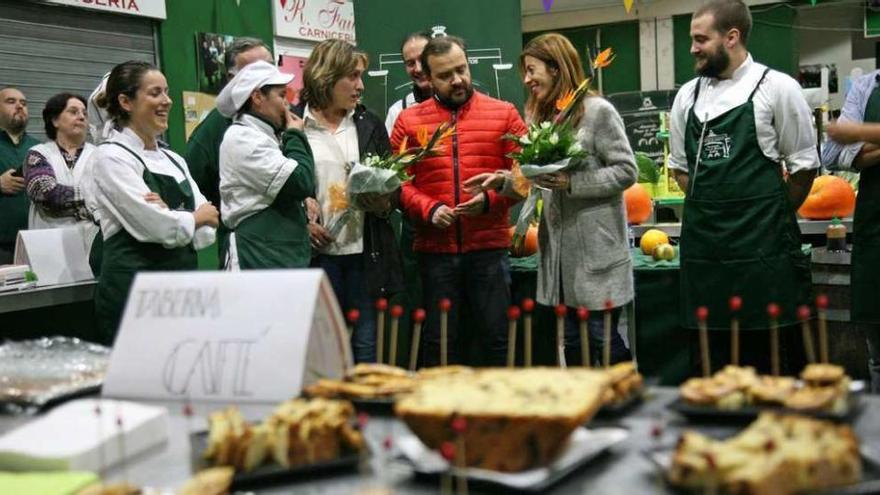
[0,87,40,264]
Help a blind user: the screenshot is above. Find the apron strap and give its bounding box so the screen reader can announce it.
[748,68,771,102]
[692,77,702,105]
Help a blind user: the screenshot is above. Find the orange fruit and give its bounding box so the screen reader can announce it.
[798,175,855,220]
[509,224,539,257]
[640,228,669,256]
[624,183,652,225]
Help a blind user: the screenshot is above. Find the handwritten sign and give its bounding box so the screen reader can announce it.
[102,269,352,403]
[273,0,356,44]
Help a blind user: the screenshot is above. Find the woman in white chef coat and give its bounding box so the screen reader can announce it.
[89,60,219,344]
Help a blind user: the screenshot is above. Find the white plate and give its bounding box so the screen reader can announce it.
[397,426,628,491]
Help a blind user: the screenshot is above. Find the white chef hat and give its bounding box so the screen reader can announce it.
[216,60,293,118]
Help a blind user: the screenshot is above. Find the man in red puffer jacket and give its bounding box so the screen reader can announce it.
[391,35,526,367]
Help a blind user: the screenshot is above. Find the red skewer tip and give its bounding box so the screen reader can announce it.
[576,306,590,321]
[554,304,568,317]
[413,308,426,323]
[390,305,404,318]
[451,416,468,434]
[797,305,811,321]
[767,303,780,319]
[816,294,829,310]
[346,309,360,324]
[375,298,388,311]
[521,298,535,312]
[439,298,452,312]
[729,296,742,312]
[440,441,457,462]
[507,305,521,321]
[604,299,614,311]
[696,306,709,322]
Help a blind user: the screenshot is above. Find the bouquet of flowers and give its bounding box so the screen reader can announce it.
[504,47,615,245]
[324,122,455,238]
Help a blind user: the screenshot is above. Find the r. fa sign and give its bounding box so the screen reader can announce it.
[274,0,357,44]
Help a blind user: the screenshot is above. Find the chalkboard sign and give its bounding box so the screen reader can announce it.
[606,90,678,166]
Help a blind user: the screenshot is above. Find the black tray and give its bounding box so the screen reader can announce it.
[350,396,396,415]
[668,392,864,423]
[190,430,364,488]
[643,442,880,494]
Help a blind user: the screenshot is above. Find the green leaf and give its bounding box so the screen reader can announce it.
[635,152,660,184]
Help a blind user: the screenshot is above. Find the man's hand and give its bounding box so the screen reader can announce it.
[144,192,168,209]
[356,192,392,214]
[453,193,486,217]
[462,172,505,195]
[0,169,25,195]
[826,121,866,145]
[309,222,335,249]
[432,204,457,228]
[533,171,570,190]
[672,169,689,195]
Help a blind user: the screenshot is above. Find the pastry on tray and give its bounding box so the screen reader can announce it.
[601,361,645,406]
[746,376,797,406]
[394,367,609,472]
[668,412,861,495]
[679,363,853,413]
[303,364,418,400]
[202,398,364,473]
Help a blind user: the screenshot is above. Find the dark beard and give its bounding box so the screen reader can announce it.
[435,85,474,110]
[695,48,730,78]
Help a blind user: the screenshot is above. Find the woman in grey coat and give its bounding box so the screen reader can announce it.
[465,32,637,365]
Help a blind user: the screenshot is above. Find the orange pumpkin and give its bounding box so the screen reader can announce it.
[509,224,539,257]
[624,183,652,225]
[797,175,856,220]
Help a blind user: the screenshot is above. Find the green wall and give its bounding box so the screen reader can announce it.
[674,4,799,85]
[159,0,274,154]
[353,0,524,118]
[524,21,641,95]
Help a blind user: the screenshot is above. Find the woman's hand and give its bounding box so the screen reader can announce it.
[462,172,506,195]
[309,222,335,249]
[144,192,168,209]
[533,171,570,190]
[193,202,220,228]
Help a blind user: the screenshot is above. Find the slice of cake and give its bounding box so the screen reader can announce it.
[394,367,608,472]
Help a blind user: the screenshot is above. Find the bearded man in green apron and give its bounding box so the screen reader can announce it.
[217,61,315,269]
[822,72,880,393]
[668,0,818,373]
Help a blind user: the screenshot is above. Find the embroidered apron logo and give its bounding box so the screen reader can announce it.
[701,130,732,160]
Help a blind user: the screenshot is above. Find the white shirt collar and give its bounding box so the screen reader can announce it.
[303,104,355,132]
[237,113,279,142]
[117,127,155,152]
[706,53,753,86]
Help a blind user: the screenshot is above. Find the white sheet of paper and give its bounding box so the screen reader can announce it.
[14,226,94,286]
[102,269,351,403]
[0,398,167,472]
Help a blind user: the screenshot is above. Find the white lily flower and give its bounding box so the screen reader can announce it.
[549,133,559,145]
[541,121,552,129]
[567,142,583,155]
[520,135,532,145]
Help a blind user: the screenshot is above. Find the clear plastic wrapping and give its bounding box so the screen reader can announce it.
[0,337,110,413]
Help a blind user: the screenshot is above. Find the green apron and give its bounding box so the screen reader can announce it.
[851,85,880,323]
[228,123,311,269]
[95,142,198,344]
[680,69,811,330]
